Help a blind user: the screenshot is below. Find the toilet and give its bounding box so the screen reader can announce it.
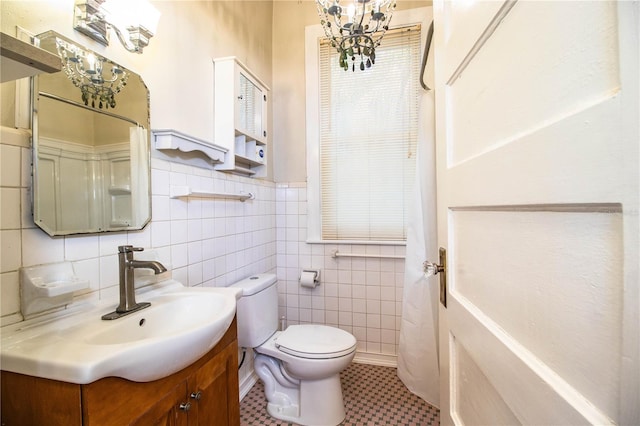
[231,273,356,426]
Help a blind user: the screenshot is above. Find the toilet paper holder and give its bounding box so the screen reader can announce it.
[299,269,320,288]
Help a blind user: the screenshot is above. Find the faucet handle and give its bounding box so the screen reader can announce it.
[118,245,144,253]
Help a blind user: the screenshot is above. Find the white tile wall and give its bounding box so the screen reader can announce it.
[0,141,407,359]
[1,143,30,323]
[0,145,21,187]
[0,144,276,325]
[275,183,406,357]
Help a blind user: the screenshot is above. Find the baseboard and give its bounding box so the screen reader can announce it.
[353,351,397,368]
[239,371,259,401]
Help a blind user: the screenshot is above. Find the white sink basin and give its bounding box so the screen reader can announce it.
[0,280,241,384]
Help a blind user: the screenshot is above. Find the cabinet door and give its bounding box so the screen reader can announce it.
[1,371,82,425]
[130,382,189,426]
[83,376,189,426]
[237,72,266,143]
[188,343,240,425]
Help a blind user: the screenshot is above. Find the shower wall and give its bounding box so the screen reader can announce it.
[36,138,132,233]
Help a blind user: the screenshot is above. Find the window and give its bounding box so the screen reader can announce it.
[306,10,425,243]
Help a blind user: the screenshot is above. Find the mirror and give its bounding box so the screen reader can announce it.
[32,31,151,236]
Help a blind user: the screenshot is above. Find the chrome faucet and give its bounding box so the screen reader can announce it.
[102,245,168,320]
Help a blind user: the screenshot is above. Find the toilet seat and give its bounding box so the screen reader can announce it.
[275,324,356,359]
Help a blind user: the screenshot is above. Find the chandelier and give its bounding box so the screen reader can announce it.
[55,38,128,109]
[316,0,397,72]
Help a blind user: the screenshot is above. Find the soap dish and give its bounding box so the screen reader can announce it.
[20,262,90,317]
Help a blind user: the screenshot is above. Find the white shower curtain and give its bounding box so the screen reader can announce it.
[397,90,440,407]
[130,126,150,225]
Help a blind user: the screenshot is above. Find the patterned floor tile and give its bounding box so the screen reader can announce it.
[240,362,440,425]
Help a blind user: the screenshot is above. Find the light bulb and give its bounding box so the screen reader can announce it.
[86,53,96,73]
[347,3,356,23]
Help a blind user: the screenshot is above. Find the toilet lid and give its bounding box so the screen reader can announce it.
[275,325,356,359]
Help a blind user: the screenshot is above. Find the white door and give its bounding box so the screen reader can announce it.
[433,1,639,424]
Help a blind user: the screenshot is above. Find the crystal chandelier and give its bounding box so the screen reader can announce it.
[55,37,128,109]
[316,0,397,72]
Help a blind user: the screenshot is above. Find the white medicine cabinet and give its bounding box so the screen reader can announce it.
[213,57,269,177]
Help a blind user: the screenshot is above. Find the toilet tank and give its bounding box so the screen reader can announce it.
[230,273,279,348]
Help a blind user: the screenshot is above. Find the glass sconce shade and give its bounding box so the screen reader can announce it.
[73,0,160,54]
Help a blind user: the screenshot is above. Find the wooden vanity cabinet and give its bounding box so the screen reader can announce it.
[1,318,240,426]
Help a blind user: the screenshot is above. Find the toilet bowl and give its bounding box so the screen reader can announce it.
[231,274,356,426]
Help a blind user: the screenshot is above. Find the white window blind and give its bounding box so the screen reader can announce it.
[319,26,421,241]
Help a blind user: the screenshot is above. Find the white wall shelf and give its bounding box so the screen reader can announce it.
[153,129,227,164]
[1,31,61,83]
[169,185,254,202]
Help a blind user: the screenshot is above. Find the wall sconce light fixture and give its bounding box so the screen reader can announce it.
[73,0,160,54]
